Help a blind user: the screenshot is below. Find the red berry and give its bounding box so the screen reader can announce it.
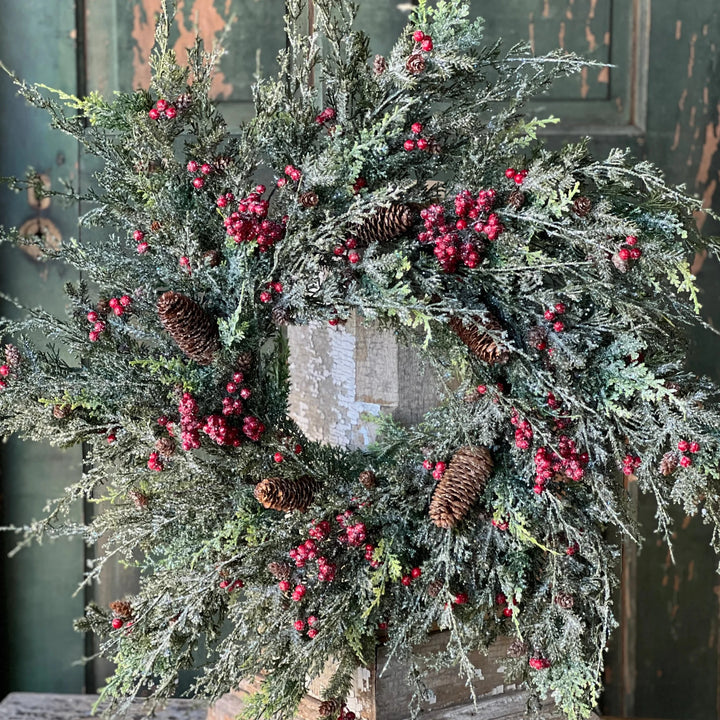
[416,138,428,150]
[435,461,446,473]
[232,372,244,383]
[629,247,642,260]
[217,196,227,208]
[404,139,416,151]
[495,593,506,606]
[86,310,98,322]
[454,592,468,605]
[413,30,425,42]
[477,384,487,394]
[272,282,284,293]
[505,168,515,179]
[156,99,168,111]
[679,455,692,468]
[107,434,116,444]
[294,444,303,454]
[0,365,10,378]
[689,441,700,453]
[132,230,145,242]
[164,106,177,119]
[240,388,252,400]
[148,108,160,120]
[421,38,434,52]
[544,310,556,321]
[513,172,525,185]
[89,331,100,342]
[502,607,513,617]
[109,297,119,308]
[345,238,357,249]
[411,567,422,579]
[119,295,132,307]
[112,618,124,629]
[554,302,566,314]
[137,242,149,254]
[200,163,212,175]
[566,542,578,556]
[186,160,198,173]
[226,382,237,394]
[307,628,318,639]
[307,615,318,626]
[278,580,290,592]
[219,580,230,589]
[348,251,360,264]
[333,246,345,256]
[553,321,565,333]
[192,177,204,189]
[260,291,272,303]
[422,459,434,470]
[677,439,690,452]
[294,620,305,631]
[618,247,630,261]
[401,575,412,586]
[626,235,638,246]
[411,122,423,134]
[276,177,287,187]
[179,256,190,267]
[273,452,284,463]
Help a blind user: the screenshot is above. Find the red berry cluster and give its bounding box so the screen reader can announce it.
[216,191,234,208]
[260,281,284,304]
[222,185,286,252]
[543,301,567,333]
[219,578,244,592]
[202,414,242,447]
[352,177,367,194]
[178,392,202,451]
[290,539,318,568]
[148,98,177,121]
[86,310,106,342]
[147,451,164,471]
[511,411,533,450]
[363,543,380,568]
[338,514,367,546]
[309,520,331,541]
[422,458,446,480]
[403,122,432,152]
[132,229,149,254]
[492,517,509,531]
[291,583,307,602]
[529,656,551,670]
[293,614,319,639]
[108,295,132,317]
[333,237,361,265]
[533,437,589,492]
[495,592,516,617]
[504,167,528,185]
[242,415,265,442]
[222,372,247,416]
[412,29,434,52]
[283,164,302,183]
[186,159,213,189]
[317,556,337,582]
[400,566,422,586]
[617,235,642,262]
[621,453,641,476]
[418,189,502,272]
[677,438,700,467]
[315,107,336,125]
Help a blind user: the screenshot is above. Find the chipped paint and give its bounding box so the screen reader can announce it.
[542,0,550,19]
[603,30,610,45]
[688,32,697,78]
[580,66,589,99]
[585,22,597,52]
[589,0,597,20]
[671,122,682,152]
[678,88,688,112]
[597,66,609,84]
[528,13,536,55]
[695,113,720,186]
[131,0,233,98]
[676,20,682,40]
[558,20,565,49]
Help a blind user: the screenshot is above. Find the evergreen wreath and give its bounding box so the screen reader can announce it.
[1,1,720,718]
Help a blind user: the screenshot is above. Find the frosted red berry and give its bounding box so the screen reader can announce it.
[133,230,145,242]
[677,439,690,452]
[294,443,303,454]
[192,177,204,189]
[348,251,360,264]
[273,452,284,463]
[404,139,416,151]
[495,593,506,606]
[413,30,425,42]
[618,247,630,261]
[454,592,468,605]
[689,441,700,453]
[137,242,149,254]
[401,575,412,586]
[411,122,423,134]
[416,138,428,150]
[679,455,692,468]
[278,580,290,592]
[260,291,272,303]
[553,321,565,333]
[294,620,305,631]
[148,108,159,120]
[502,607,513,617]
[186,160,198,173]
[164,106,177,119]
[411,567,422,579]
[86,310,98,322]
[421,38,434,52]
[112,618,124,629]
[422,459,433,470]
[505,168,515,179]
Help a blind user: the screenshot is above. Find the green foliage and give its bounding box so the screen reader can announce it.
[1,1,720,719]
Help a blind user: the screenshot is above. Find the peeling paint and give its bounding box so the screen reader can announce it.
[688,32,698,78]
[603,30,610,45]
[542,0,550,19]
[528,13,536,55]
[695,114,720,186]
[589,0,597,20]
[597,66,609,84]
[688,559,695,581]
[678,88,688,112]
[585,23,597,52]
[671,122,682,152]
[676,20,682,40]
[690,105,697,127]
[580,66,589,99]
[558,20,565,49]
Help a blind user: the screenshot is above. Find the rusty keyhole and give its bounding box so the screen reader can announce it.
[18,173,62,260]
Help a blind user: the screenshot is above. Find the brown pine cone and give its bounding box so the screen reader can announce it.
[267,561,292,581]
[213,156,232,173]
[299,191,319,208]
[109,600,133,620]
[175,93,192,111]
[527,325,548,350]
[554,593,574,609]
[4,344,20,369]
[448,314,510,365]
[272,306,293,326]
[406,53,426,74]
[155,437,176,458]
[507,190,526,209]
[254,476,316,512]
[373,54,387,75]
[660,451,679,477]
[427,579,443,598]
[572,196,593,217]
[507,639,529,658]
[354,204,415,247]
[359,470,377,489]
[128,489,148,510]
[236,351,253,373]
[429,446,493,528]
[53,403,72,419]
[203,250,222,267]
[150,220,162,232]
[318,699,341,718]
[157,291,220,366]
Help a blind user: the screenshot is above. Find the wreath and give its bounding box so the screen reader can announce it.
[2,2,720,719]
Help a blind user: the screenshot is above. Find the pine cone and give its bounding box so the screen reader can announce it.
[448,315,510,364]
[611,252,628,273]
[267,561,292,581]
[554,593,574,609]
[299,191,319,208]
[427,579,443,598]
[373,54,387,75]
[660,451,679,476]
[527,325,548,350]
[128,489,148,510]
[157,291,220,366]
[354,204,415,247]
[53,403,72,419]
[203,250,222,267]
[5,344,20,369]
[318,699,341,718]
[507,190,526,209]
[236,351,253,373]
[406,53,426,74]
[150,220,162,232]
[572,196,593,217]
[429,446,493,528]
[507,639,529,658]
[272,306,294,326]
[254,476,316,512]
[155,437,176,458]
[175,92,192,111]
[109,600,133,620]
[213,156,232,173]
[359,470,377,489]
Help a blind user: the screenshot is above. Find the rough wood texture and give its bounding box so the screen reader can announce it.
[0,694,206,720]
